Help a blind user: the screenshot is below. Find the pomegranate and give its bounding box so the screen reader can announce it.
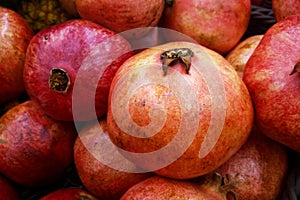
[243,15,300,153]
[0,7,34,105]
[0,175,20,200]
[40,188,98,200]
[74,119,153,199]
[23,19,132,121]
[0,100,76,187]
[161,0,251,54]
[272,0,300,21]
[75,0,164,33]
[106,41,254,179]
[121,175,237,200]
[226,35,263,78]
[211,125,289,200]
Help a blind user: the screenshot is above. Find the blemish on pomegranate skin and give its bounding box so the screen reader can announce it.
[43,35,49,42]
[141,99,146,106]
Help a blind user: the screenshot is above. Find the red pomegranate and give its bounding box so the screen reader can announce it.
[161,0,251,54]
[0,100,76,187]
[40,188,98,200]
[23,19,132,121]
[121,175,237,200]
[211,125,289,199]
[243,15,300,153]
[106,41,254,179]
[75,0,165,33]
[0,7,34,105]
[272,0,300,21]
[74,119,153,199]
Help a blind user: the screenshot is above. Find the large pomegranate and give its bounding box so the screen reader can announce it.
[211,125,289,200]
[106,41,254,179]
[243,15,300,153]
[0,7,34,105]
[74,119,153,199]
[161,0,251,54]
[75,0,165,33]
[0,100,76,187]
[23,19,132,121]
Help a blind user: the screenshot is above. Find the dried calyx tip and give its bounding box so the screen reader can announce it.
[48,68,70,94]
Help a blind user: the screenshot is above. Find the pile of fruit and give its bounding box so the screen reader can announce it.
[0,0,299,199]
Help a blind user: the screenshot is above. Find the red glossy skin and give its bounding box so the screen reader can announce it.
[161,0,251,54]
[0,100,76,187]
[0,175,20,200]
[106,42,254,179]
[23,19,132,121]
[40,188,98,200]
[243,15,300,153]
[121,176,227,200]
[74,119,153,200]
[0,7,34,105]
[75,0,165,33]
[272,0,300,21]
[213,126,289,200]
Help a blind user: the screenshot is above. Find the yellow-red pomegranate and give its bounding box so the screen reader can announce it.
[74,119,153,199]
[106,41,254,179]
[211,125,289,199]
[75,0,165,33]
[161,0,251,54]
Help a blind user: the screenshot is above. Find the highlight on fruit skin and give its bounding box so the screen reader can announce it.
[17,0,71,33]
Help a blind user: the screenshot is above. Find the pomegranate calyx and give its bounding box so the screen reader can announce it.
[289,61,300,75]
[160,48,194,76]
[213,173,238,200]
[48,68,70,94]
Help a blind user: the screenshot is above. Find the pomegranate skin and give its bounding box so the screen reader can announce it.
[74,119,153,200]
[121,176,227,200]
[0,175,20,200]
[272,0,300,21]
[0,100,76,187]
[243,15,300,153]
[106,41,254,179]
[40,188,98,200]
[0,7,34,105]
[75,0,165,33]
[161,0,251,54]
[23,19,132,121]
[226,35,263,78]
[213,126,289,200]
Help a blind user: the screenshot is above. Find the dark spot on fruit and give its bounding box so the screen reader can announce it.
[48,68,71,94]
[141,99,146,106]
[43,35,49,41]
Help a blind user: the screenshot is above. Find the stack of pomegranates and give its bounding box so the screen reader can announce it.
[0,0,299,199]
